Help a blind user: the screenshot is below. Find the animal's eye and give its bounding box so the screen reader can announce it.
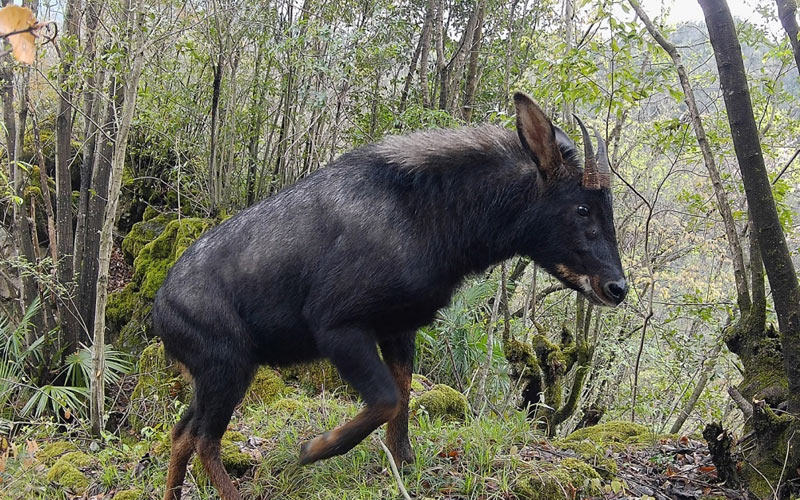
[577,205,590,217]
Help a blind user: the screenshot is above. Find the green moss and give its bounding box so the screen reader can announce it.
[134,217,215,300]
[142,205,161,221]
[562,420,655,451]
[504,338,538,371]
[269,397,307,415]
[552,439,618,479]
[411,373,431,393]
[121,212,177,263]
[47,452,94,494]
[410,383,469,421]
[37,441,78,464]
[513,458,602,499]
[281,360,349,395]
[114,489,143,500]
[223,430,247,442]
[106,283,141,334]
[130,341,191,432]
[192,439,254,484]
[58,451,94,468]
[243,367,286,405]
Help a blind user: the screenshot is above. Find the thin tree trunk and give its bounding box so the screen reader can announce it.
[418,0,435,109]
[79,76,121,344]
[670,342,723,434]
[461,2,485,122]
[91,0,147,437]
[208,52,224,210]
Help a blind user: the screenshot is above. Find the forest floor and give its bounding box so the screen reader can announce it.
[0,246,752,500]
[1,380,751,500]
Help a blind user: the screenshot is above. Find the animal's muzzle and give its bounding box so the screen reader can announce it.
[603,279,628,305]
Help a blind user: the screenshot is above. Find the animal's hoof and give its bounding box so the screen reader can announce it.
[299,438,323,465]
[389,443,415,466]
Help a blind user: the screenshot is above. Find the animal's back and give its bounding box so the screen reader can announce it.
[152,146,431,369]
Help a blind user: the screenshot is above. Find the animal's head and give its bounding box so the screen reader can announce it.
[514,92,627,307]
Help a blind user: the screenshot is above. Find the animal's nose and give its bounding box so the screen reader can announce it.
[604,279,628,304]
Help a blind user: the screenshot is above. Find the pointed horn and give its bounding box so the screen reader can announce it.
[594,129,611,189]
[574,114,599,189]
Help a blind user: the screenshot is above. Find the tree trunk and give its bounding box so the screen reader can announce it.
[90,0,147,437]
[54,0,81,355]
[699,0,800,494]
[776,0,800,75]
[418,0,435,109]
[670,343,723,435]
[208,52,225,210]
[461,2,485,122]
[73,0,102,274]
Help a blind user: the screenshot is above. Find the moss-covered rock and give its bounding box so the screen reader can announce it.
[551,439,618,479]
[46,451,94,494]
[281,360,350,395]
[134,217,215,300]
[130,341,191,432]
[121,212,177,263]
[106,283,142,335]
[108,216,214,344]
[411,383,469,421]
[562,420,655,451]
[37,441,78,465]
[243,367,286,405]
[114,488,143,500]
[513,457,602,499]
[411,373,432,393]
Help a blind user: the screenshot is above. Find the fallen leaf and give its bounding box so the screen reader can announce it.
[0,5,40,64]
[23,440,39,467]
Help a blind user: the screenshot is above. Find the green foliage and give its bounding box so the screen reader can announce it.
[0,298,88,424]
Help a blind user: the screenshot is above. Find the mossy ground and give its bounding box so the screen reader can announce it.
[2,387,619,499]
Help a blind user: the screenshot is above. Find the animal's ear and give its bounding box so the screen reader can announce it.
[514,92,564,179]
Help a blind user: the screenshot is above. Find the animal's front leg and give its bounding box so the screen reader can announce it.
[299,327,400,464]
[380,333,415,465]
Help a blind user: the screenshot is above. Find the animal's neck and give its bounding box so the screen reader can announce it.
[415,160,542,279]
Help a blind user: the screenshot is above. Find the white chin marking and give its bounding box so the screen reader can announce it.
[577,275,592,295]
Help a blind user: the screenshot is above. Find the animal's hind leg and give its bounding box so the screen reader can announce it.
[299,328,399,465]
[380,333,415,465]
[190,363,256,500]
[164,403,197,500]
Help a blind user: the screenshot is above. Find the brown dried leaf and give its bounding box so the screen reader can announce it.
[0,5,39,64]
[23,440,38,468]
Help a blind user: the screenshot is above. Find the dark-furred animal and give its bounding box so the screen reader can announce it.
[155,93,627,500]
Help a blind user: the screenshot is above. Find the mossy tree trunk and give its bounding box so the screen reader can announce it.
[504,293,595,437]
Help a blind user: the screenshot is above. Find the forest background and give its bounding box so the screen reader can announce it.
[0,0,799,498]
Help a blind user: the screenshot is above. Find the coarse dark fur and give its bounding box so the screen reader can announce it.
[155,93,626,500]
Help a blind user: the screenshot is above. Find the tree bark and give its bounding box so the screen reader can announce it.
[776,0,800,75]
[417,0,435,109]
[54,0,82,355]
[461,2,485,122]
